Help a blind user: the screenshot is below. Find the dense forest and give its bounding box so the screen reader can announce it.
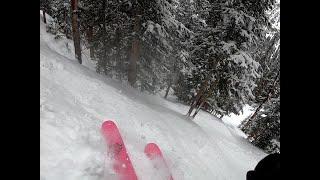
[40,0,280,153]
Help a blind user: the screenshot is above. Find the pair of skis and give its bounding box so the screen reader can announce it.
[101,120,173,180]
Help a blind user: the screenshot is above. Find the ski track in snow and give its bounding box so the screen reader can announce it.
[40,11,266,180]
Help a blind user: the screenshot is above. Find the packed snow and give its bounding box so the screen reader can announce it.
[40,11,266,180]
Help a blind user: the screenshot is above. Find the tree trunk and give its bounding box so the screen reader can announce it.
[86,26,95,59]
[128,15,141,87]
[115,28,122,79]
[187,94,202,117]
[186,76,211,116]
[188,59,219,118]
[164,80,172,99]
[191,81,216,119]
[71,0,82,64]
[192,100,205,118]
[101,0,108,69]
[42,10,47,24]
[64,9,70,39]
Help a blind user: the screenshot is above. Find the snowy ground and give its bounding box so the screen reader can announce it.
[40,11,266,180]
[222,105,254,128]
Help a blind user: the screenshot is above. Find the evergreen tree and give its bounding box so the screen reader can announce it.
[239,0,280,153]
[40,0,51,23]
[90,0,191,92]
[175,0,275,118]
[241,83,280,153]
[45,0,73,39]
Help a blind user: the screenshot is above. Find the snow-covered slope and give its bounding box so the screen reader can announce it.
[40,12,266,180]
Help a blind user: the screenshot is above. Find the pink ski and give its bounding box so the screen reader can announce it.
[144,143,174,180]
[101,120,138,180]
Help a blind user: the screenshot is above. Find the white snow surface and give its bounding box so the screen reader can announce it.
[40,11,266,180]
[222,105,254,128]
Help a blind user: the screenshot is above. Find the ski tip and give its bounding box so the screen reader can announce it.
[102,120,116,128]
[144,143,159,154]
[145,142,157,148]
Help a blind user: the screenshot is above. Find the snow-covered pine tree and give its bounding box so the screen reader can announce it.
[176,0,275,118]
[250,32,279,117]
[172,0,209,103]
[134,0,191,92]
[44,0,73,39]
[44,0,82,62]
[241,83,280,153]
[78,0,102,60]
[241,3,280,133]
[92,0,132,80]
[240,43,280,154]
[40,0,51,23]
[90,0,190,93]
[237,0,280,153]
